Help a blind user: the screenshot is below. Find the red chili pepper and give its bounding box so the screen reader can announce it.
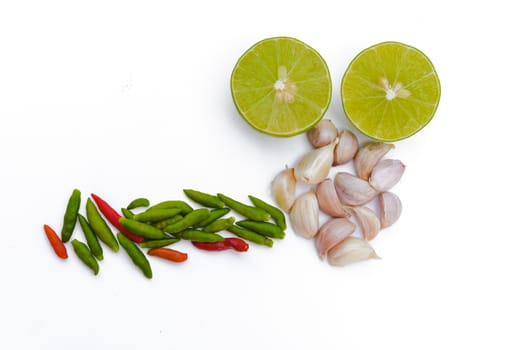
[43,224,68,259]
[224,237,249,252]
[147,248,188,263]
[91,193,144,243]
[191,240,231,251]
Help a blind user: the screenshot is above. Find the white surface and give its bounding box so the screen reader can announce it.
[1,1,523,349]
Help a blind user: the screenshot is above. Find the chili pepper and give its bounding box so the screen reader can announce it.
[117,233,152,279]
[119,217,167,240]
[164,208,210,234]
[196,208,231,227]
[154,215,183,230]
[248,195,287,230]
[127,197,150,210]
[71,239,99,275]
[236,220,285,239]
[203,217,235,233]
[61,189,81,242]
[133,208,182,223]
[90,193,144,243]
[191,240,231,251]
[86,198,120,252]
[78,214,104,260]
[224,237,249,252]
[227,225,273,247]
[183,189,224,209]
[149,200,193,214]
[140,237,181,249]
[179,229,224,243]
[43,224,68,259]
[147,247,188,263]
[121,207,135,219]
[217,193,270,221]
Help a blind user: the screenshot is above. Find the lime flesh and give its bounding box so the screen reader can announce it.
[231,37,332,137]
[341,41,441,141]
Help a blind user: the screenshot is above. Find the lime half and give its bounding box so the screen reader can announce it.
[341,41,440,141]
[231,37,332,137]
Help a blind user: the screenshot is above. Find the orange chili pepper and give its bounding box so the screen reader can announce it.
[43,224,68,259]
[147,247,188,263]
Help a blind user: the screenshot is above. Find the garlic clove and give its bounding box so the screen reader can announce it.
[334,172,378,206]
[307,119,338,148]
[378,192,402,228]
[354,142,395,179]
[333,129,359,166]
[369,159,406,192]
[295,141,336,184]
[316,178,351,218]
[315,218,356,258]
[289,190,319,239]
[349,206,381,241]
[271,167,296,213]
[327,236,380,266]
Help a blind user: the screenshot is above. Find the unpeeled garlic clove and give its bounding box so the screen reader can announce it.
[349,206,381,241]
[315,218,356,258]
[369,159,406,192]
[295,141,336,184]
[290,190,319,239]
[354,142,395,179]
[327,236,380,266]
[271,167,296,213]
[307,119,338,148]
[378,192,402,228]
[316,178,350,218]
[333,129,359,166]
[334,172,378,206]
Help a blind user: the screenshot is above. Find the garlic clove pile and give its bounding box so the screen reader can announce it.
[316,178,350,218]
[271,168,296,213]
[315,218,356,258]
[295,141,336,184]
[333,129,358,166]
[327,236,380,266]
[334,172,378,206]
[369,159,405,192]
[349,206,381,241]
[289,190,319,239]
[354,142,394,179]
[378,192,402,228]
[307,119,338,148]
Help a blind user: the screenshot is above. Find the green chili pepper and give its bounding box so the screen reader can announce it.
[217,193,270,221]
[164,208,210,234]
[121,208,135,219]
[71,239,99,275]
[119,217,167,240]
[61,189,81,242]
[203,217,235,233]
[179,229,224,243]
[133,208,182,223]
[149,200,193,214]
[197,208,231,227]
[127,197,150,210]
[86,198,119,252]
[228,225,273,247]
[236,220,285,239]
[117,233,152,279]
[248,195,287,230]
[140,237,181,249]
[78,214,104,260]
[183,189,224,208]
[154,215,183,230]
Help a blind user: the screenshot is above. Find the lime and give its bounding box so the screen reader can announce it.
[341,41,440,141]
[230,37,332,137]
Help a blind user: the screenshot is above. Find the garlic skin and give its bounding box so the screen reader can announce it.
[327,236,380,266]
[354,142,395,179]
[295,141,336,184]
[307,119,338,148]
[349,206,381,241]
[290,190,320,239]
[334,172,378,206]
[271,168,296,213]
[369,159,406,192]
[378,192,402,228]
[316,178,350,218]
[333,129,358,166]
[315,218,356,258]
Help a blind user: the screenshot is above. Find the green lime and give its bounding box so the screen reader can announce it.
[230,37,332,137]
[341,41,440,141]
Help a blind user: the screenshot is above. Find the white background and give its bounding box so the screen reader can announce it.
[1,0,522,349]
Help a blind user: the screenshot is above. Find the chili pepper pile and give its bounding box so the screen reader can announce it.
[43,189,286,278]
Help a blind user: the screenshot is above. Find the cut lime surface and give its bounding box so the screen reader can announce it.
[341,41,440,141]
[231,37,332,137]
